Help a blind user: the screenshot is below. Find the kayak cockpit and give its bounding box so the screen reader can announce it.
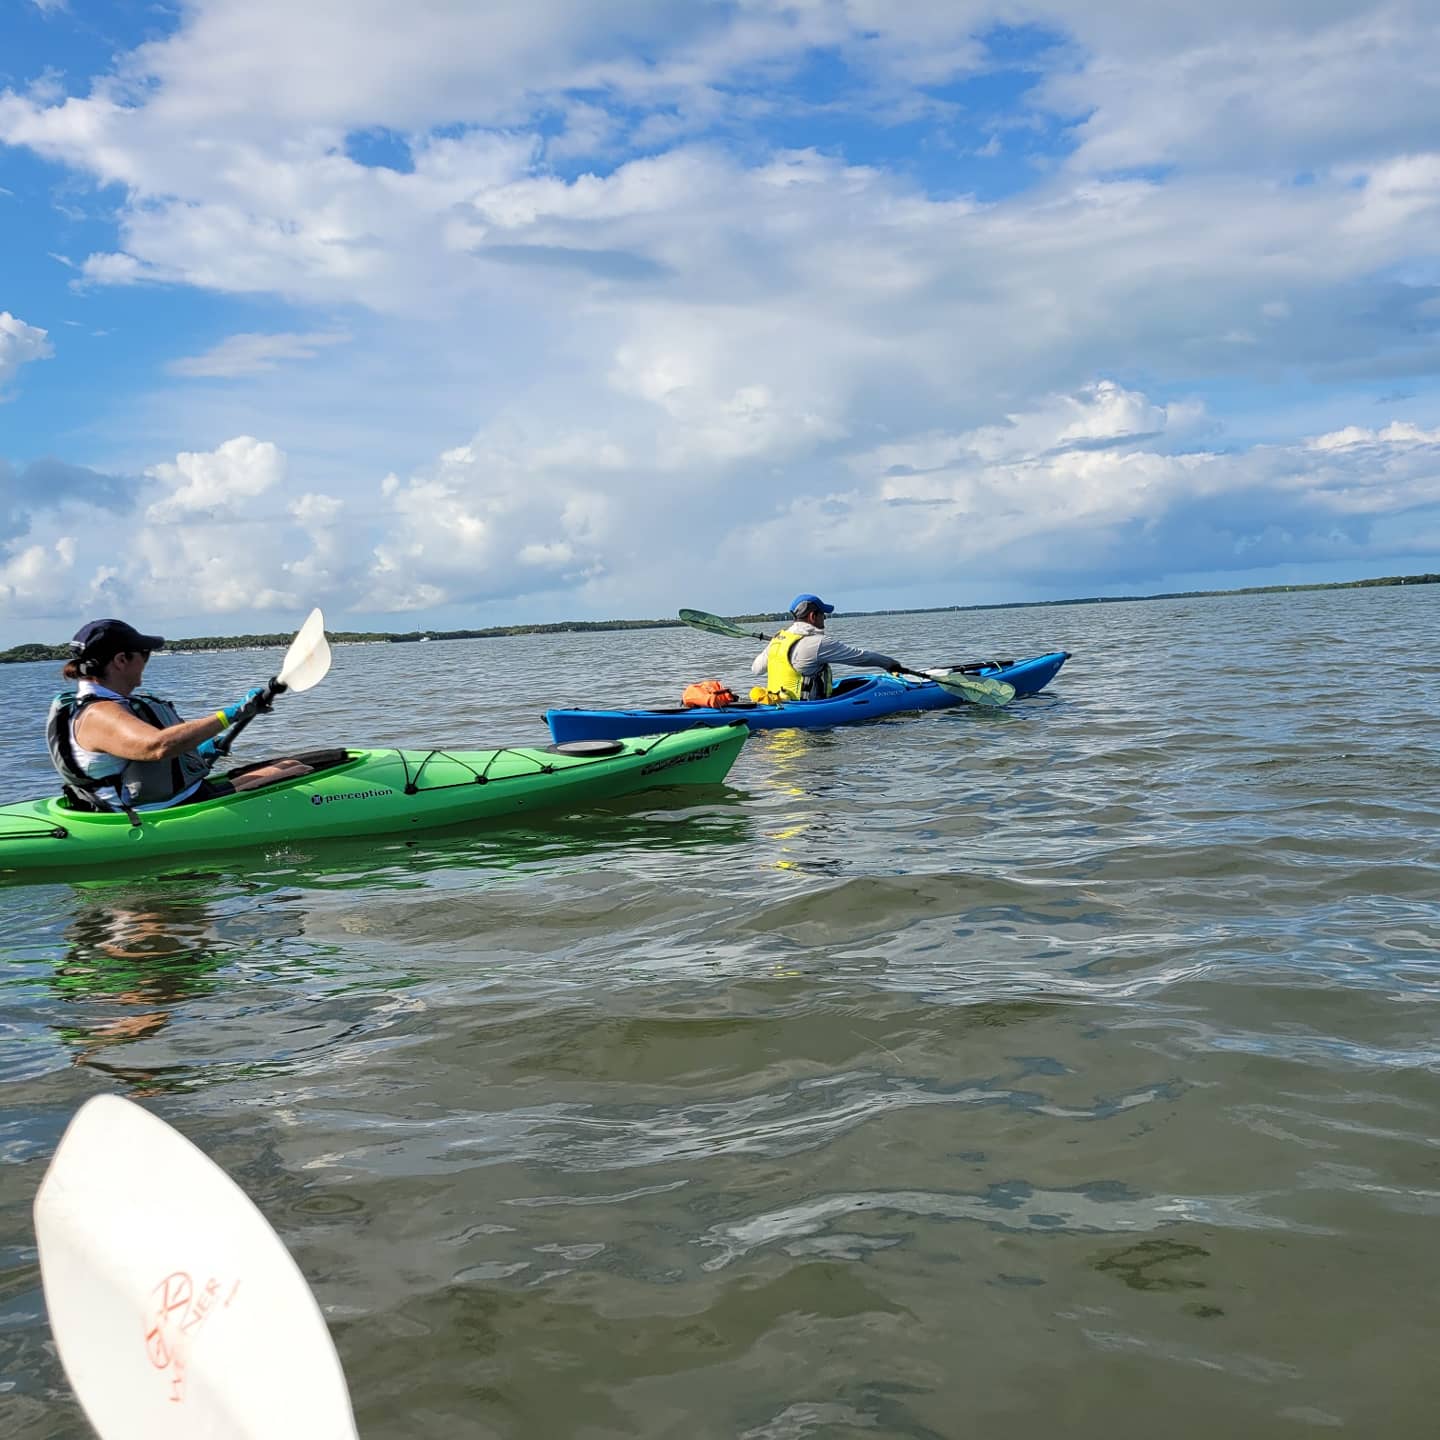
[51,748,359,816]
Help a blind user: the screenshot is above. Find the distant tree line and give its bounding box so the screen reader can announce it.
[0,618,688,664]
[3,572,1435,664]
[861,572,1440,616]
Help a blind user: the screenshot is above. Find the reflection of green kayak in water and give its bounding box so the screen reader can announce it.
[50,904,228,1074]
[49,899,225,1003]
[0,727,747,881]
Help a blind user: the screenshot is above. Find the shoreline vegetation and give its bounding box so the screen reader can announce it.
[3,571,1436,665]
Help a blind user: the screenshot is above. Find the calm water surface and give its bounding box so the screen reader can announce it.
[2,587,1438,1437]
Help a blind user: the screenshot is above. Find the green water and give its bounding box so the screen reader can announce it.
[2,586,1438,1437]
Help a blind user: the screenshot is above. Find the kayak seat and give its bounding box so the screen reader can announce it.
[56,786,112,814]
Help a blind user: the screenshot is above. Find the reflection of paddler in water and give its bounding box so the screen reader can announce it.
[744,592,895,872]
[52,898,226,1082]
[749,726,846,875]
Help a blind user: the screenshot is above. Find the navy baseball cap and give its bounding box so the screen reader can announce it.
[789,593,835,616]
[70,618,166,661]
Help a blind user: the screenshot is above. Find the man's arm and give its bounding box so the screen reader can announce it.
[813,636,901,671]
[751,647,769,676]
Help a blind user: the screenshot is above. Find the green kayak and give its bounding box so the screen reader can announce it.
[0,726,747,879]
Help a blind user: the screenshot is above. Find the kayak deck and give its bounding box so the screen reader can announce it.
[545,651,1070,743]
[0,726,747,877]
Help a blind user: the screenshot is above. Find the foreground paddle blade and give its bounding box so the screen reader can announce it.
[276,607,331,694]
[929,670,1016,706]
[35,1095,358,1440]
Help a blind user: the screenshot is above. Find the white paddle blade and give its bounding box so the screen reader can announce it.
[277,607,331,693]
[35,1096,358,1440]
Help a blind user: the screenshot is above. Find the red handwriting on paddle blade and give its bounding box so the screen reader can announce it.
[143,1270,236,1404]
[144,1271,192,1370]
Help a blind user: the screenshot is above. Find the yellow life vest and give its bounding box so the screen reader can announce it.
[764,626,832,701]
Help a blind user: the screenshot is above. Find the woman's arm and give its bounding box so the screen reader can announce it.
[73,701,226,763]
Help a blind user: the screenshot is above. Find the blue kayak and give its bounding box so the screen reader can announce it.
[545,651,1069,743]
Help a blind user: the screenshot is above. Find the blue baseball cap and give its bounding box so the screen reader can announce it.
[70,618,166,662]
[789,593,834,617]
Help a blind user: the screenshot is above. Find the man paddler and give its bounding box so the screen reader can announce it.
[750,594,903,701]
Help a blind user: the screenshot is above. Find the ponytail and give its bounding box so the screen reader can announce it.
[63,653,106,680]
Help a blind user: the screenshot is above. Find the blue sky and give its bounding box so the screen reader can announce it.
[3,0,1440,644]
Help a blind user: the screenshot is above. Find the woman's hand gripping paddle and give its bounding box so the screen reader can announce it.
[214,607,333,755]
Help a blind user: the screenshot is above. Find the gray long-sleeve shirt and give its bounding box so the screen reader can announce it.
[751,621,900,678]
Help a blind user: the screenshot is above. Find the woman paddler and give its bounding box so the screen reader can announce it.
[46,617,309,815]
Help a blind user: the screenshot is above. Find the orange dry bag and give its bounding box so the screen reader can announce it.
[681,679,737,708]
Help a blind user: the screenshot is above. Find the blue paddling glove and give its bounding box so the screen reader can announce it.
[216,686,272,728]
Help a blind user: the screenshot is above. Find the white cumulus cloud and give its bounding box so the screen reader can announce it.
[725,383,1440,598]
[1310,421,1440,451]
[146,436,286,519]
[0,312,54,396]
[0,536,75,612]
